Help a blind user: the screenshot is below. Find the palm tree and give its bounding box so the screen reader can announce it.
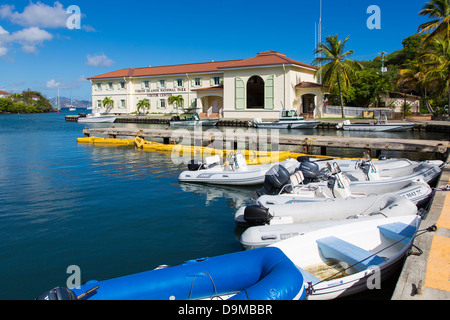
[102,97,113,112]
[136,99,150,115]
[422,38,450,114]
[169,95,184,115]
[418,0,450,42]
[312,35,363,118]
[397,59,429,114]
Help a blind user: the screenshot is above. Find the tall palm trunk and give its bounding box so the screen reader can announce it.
[337,76,345,118]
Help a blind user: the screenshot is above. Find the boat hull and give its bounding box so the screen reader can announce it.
[271,215,421,300]
[38,247,305,300]
[78,115,117,123]
[255,121,320,129]
[342,123,414,132]
[170,119,218,126]
[179,159,299,186]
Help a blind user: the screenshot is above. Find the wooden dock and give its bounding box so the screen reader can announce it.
[82,127,450,159]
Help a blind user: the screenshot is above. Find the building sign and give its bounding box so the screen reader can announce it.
[135,88,187,93]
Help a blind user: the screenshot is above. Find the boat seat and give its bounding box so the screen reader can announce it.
[298,267,320,284]
[377,222,416,245]
[290,171,304,187]
[316,236,386,272]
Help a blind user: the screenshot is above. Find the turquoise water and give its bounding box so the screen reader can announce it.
[0,112,252,299]
[0,112,446,300]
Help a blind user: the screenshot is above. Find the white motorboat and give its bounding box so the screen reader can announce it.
[336,114,414,132]
[169,114,218,126]
[178,152,300,186]
[239,192,421,248]
[235,191,418,227]
[78,113,117,123]
[252,110,321,129]
[271,215,422,299]
[253,162,433,207]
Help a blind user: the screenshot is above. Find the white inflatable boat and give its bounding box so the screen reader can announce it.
[254,163,432,207]
[239,193,419,248]
[272,215,422,299]
[235,191,418,227]
[178,152,299,185]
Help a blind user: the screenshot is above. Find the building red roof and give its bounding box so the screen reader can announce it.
[295,81,323,89]
[88,51,315,80]
[0,90,9,95]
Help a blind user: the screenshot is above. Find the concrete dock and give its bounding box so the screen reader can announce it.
[392,159,450,300]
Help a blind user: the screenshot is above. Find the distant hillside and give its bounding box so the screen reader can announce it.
[49,97,91,109]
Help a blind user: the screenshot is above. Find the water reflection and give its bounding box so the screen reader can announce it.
[179,182,255,209]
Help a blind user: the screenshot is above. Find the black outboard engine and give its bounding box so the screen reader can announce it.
[36,287,77,300]
[298,161,320,184]
[243,204,272,226]
[256,165,291,196]
[187,159,203,171]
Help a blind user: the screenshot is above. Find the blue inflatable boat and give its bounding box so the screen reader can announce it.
[37,247,305,300]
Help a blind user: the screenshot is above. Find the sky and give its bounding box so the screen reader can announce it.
[0,0,432,101]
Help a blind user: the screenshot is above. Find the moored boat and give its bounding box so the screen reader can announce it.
[169,113,218,126]
[336,114,414,132]
[178,152,300,185]
[271,215,422,299]
[235,192,418,227]
[36,247,305,300]
[78,113,117,123]
[252,110,321,129]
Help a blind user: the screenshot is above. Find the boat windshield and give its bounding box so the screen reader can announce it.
[281,110,299,118]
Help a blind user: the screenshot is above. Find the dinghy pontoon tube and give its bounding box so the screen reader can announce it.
[178,152,299,186]
[36,247,305,300]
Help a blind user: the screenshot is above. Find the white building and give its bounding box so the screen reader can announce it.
[88,51,327,119]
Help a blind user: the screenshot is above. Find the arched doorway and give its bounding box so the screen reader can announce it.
[301,94,316,115]
[247,76,264,109]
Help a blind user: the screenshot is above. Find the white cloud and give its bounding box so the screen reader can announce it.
[9,27,53,54]
[86,53,114,67]
[46,79,61,89]
[0,47,7,56]
[0,2,69,29]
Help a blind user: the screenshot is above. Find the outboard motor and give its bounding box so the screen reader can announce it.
[243,204,272,226]
[297,156,310,163]
[187,159,203,171]
[298,161,320,184]
[256,165,291,196]
[36,287,77,300]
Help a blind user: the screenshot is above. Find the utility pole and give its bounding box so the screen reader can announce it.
[380,51,387,74]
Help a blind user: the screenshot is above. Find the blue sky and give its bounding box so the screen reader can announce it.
[0,0,432,101]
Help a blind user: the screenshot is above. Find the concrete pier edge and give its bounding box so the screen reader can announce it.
[392,156,450,300]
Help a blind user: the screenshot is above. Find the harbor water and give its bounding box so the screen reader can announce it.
[0,112,446,300]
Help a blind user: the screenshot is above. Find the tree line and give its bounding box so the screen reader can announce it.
[314,0,450,118]
[0,90,54,114]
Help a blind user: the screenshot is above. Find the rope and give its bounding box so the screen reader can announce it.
[188,271,222,300]
[305,224,437,295]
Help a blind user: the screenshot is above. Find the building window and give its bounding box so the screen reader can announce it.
[159,79,166,88]
[108,82,114,90]
[120,100,126,108]
[120,81,126,90]
[176,79,183,87]
[194,77,201,86]
[143,80,150,88]
[158,99,166,109]
[97,100,102,108]
[213,76,221,86]
[96,83,101,91]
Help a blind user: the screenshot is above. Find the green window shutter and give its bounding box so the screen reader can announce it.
[264,75,274,110]
[210,78,214,86]
[235,77,245,109]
